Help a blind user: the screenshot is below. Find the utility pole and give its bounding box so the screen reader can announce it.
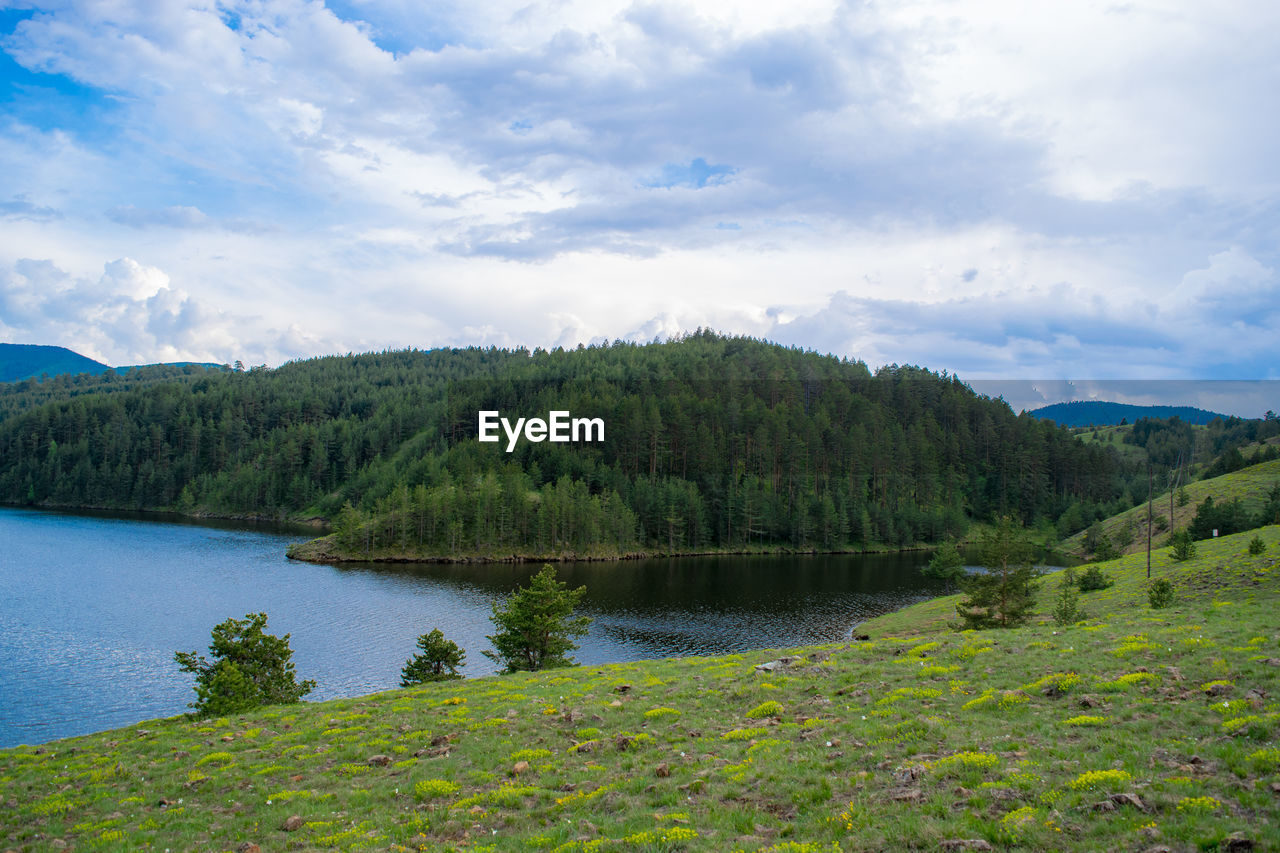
[1146,457,1153,580]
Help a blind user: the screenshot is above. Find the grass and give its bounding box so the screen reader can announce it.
[3,528,1279,851]
[1061,457,1280,558]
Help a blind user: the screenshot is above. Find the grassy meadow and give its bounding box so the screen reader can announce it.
[3,527,1279,852]
[1061,458,1280,559]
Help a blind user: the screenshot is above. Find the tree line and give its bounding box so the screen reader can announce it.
[0,332,1162,555]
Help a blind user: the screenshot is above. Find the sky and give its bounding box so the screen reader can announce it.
[0,1,1277,414]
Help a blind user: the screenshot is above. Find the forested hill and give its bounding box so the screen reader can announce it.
[0,333,1132,558]
[1030,400,1229,427]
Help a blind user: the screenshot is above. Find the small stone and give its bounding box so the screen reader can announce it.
[940,840,992,851]
[889,788,923,803]
[892,766,922,785]
[1078,695,1100,709]
[754,661,781,672]
[366,754,392,767]
[608,699,623,707]
[513,761,530,775]
[655,763,670,777]
[49,842,68,851]
[614,684,631,693]
[1221,834,1254,852]
[236,844,261,853]
[1204,683,1232,697]
[1264,658,1280,667]
[430,734,450,746]
[289,774,303,782]
[282,815,304,832]
[1110,792,1147,811]
[221,734,235,742]
[1091,800,1117,812]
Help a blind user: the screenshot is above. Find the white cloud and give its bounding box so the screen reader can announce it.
[0,1,1277,381]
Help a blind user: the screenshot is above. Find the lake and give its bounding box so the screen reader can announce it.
[0,506,952,748]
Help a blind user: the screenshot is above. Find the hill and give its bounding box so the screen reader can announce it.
[0,333,1135,558]
[3,525,1277,851]
[1060,458,1280,559]
[0,343,110,382]
[1031,400,1229,427]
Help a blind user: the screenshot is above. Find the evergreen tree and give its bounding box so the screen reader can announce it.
[484,565,591,673]
[956,517,1039,629]
[401,628,466,685]
[922,541,965,587]
[174,613,315,717]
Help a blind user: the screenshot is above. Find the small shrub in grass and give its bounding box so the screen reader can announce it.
[1068,769,1131,791]
[1076,564,1113,592]
[1053,582,1084,626]
[1248,535,1266,555]
[1169,528,1197,561]
[1148,577,1175,609]
[414,779,459,799]
[746,700,784,718]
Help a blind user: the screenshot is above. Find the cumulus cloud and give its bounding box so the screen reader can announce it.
[0,1,1277,380]
[0,257,244,365]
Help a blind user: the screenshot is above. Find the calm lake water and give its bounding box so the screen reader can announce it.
[0,506,952,748]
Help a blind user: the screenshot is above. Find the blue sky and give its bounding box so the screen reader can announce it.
[0,1,1277,412]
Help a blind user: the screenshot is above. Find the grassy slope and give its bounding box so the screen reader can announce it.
[1061,457,1280,559]
[3,530,1279,852]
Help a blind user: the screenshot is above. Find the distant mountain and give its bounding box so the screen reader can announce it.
[1029,400,1231,427]
[1,344,228,384]
[0,344,111,382]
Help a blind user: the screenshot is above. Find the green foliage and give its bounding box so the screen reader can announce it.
[0,334,1132,556]
[1076,564,1114,592]
[1189,495,1254,540]
[1147,577,1176,609]
[1248,535,1266,555]
[174,613,315,717]
[1169,528,1197,562]
[1088,534,1120,563]
[922,541,965,583]
[401,629,466,685]
[955,517,1040,629]
[483,565,591,673]
[1052,580,1084,626]
[1176,485,1190,507]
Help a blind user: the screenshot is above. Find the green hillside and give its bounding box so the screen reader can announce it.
[3,526,1277,852]
[0,343,109,382]
[1061,458,1280,559]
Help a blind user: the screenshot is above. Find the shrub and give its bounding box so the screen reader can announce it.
[1148,578,1175,609]
[1169,528,1196,561]
[174,612,315,717]
[1052,581,1084,626]
[1076,564,1114,592]
[1248,535,1266,555]
[401,629,466,685]
[483,565,591,673]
